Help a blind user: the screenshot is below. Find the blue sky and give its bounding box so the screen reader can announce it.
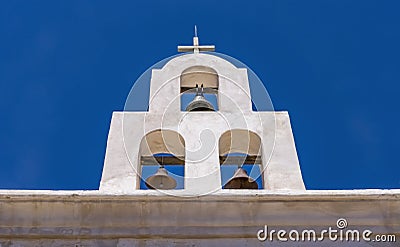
[0,0,399,190]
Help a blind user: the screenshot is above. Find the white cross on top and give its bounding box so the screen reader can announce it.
[178,26,215,53]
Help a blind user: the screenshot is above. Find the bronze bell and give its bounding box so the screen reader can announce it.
[185,84,215,112]
[145,167,177,190]
[223,167,258,189]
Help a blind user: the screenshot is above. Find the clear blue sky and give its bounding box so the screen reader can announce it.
[0,0,399,190]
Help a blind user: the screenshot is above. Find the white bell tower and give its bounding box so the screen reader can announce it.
[99,31,305,194]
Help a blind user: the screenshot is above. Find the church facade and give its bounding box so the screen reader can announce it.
[0,35,399,246]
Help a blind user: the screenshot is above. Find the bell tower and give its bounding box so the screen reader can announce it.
[1,28,399,247]
[99,31,305,194]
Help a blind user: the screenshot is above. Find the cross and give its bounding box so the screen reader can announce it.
[178,25,215,53]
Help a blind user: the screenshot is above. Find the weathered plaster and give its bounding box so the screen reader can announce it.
[100,53,305,193]
[0,190,399,246]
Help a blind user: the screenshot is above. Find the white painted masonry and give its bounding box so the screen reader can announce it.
[100,52,305,194]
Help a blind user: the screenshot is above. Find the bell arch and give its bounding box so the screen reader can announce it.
[219,129,263,189]
[138,129,185,190]
[180,66,218,91]
[180,66,219,111]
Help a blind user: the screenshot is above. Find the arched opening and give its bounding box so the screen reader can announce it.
[138,129,185,190]
[180,66,219,111]
[219,129,263,189]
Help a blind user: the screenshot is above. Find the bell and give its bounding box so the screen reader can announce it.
[223,167,258,189]
[185,84,215,112]
[145,167,177,190]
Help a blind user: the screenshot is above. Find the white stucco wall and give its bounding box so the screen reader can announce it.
[100,111,305,193]
[100,52,305,194]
